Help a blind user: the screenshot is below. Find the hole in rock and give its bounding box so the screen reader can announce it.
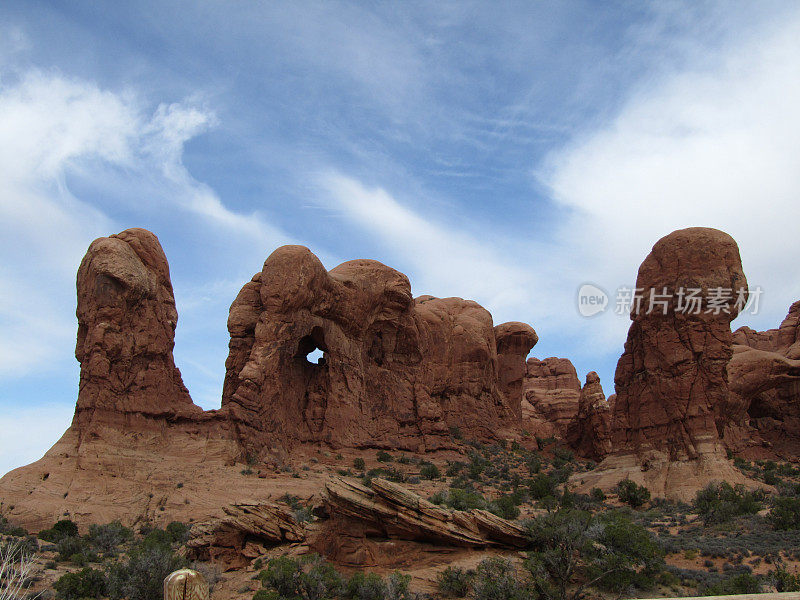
[297,326,328,366]
[306,348,325,364]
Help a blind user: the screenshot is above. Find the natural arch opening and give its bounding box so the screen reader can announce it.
[297,326,328,366]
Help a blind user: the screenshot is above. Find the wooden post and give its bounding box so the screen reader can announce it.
[164,568,209,600]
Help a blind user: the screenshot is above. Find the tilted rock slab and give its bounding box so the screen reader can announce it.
[320,477,528,550]
[186,503,305,568]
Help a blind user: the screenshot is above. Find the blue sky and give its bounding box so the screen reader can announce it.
[2,1,800,476]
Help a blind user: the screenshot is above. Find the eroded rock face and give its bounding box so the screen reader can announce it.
[74,228,203,427]
[222,246,531,453]
[726,301,800,457]
[187,503,305,569]
[521,357,581,438]
[566,372,612,461]
[0,229,238,532]
[314,477,527,566]
[494,322,539,419]
[574,228,756,500]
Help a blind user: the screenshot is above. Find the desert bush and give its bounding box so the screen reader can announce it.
[694,482,763,525]
[258,554,343,600]
[107,543,187,600]
[525,508,663,600]
[472,557,527,600]
[87,521,132,554]
[54,567,106,600]
[0,515,27,538]
[56,535,90,563]
[768,496,800,530]
[590,488,606,502]
[616,479,651,508]
[700,571,761,595]
[444,488,486,511]
[420,463,440,480]
[529,474,556,500]
[344,571,411,600]
[353,457,365,471]
[770,567,800,592]
[39,519,79,543]
[191,561,224,593]
[376,451,392,463]
[527,456,542,475]
[384,571,413,600]
[165,521,191,544]
[488,495,520,520]
[445,461,464,477]
[436,566,474,597]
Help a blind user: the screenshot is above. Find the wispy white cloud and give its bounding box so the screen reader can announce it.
[0,70,291,377]
[317,171,550,323]
[539,9,800,346]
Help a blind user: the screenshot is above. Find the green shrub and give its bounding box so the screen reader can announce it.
[165,521,190,544]
[259,554,343,600]
[701,572,761,595]
[420,463,440,480]
[446,462,464,477]
[616,479,651,508]
[376,451,392,463]
[472,557,527,600]
[252,590,279,600]
[353,458,366,471]
[437,566,474,597]
[450,426,463,440]
[345,571,385,600]
[108,543,187,600]
[0,515,27,537]
[87,521,133,554]
[54,568,106,600]
[694,482,763,525]
[770,567,800,592]
[488,495,520,520]
[445,488,487,511]
[590,487,606,502]
[525,509,663,600]
[769,496,800,530]
[56,535,88,562]
[528,474,555,499]
[40,519,79,542]
[299,555,344,600]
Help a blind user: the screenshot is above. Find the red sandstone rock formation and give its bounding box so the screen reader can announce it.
[574,228,757,500]
[312,477,528,566]
[725,301,800,456]
[0,231,541,530]
[494,322,538,420]
[73,228,204,427]
[0,229,241,531]
[221,246,534,453]
[566,372,612,461]
[521,357,581,439]
[187,503,305,569]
